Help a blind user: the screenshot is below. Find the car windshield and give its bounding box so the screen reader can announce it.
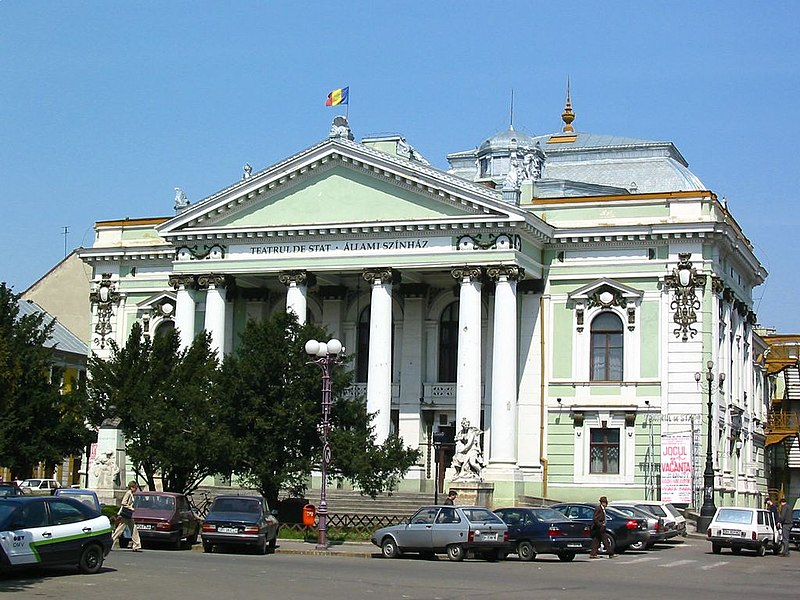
[665,503,682,518]
[0,486,18,497]
[640,504,667,517]
[461,508,503,524]
[61,492,98,508]
[135,495,176,510]
[23,480,41,487]
[716,508,753,524]
[531,508,569,521]
[211,498,260,513]
[793,509,800,519]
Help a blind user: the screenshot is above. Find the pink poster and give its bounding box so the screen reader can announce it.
[660,435,693,504]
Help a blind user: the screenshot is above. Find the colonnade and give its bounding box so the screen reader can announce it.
[166,263,524,465]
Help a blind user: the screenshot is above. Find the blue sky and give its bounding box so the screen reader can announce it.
[1,1,798,331]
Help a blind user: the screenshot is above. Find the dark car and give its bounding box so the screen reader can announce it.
[0,482,24,498]
[54,488,101,512]
[609,503,666,549]
[129,492,201,549]
[789,509,800,550]
[371,505,511,562]
[0,496,112,574]
[550,502,649,554]
[494,506,591,561]
[201,495,279,554]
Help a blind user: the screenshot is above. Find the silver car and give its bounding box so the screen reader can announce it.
[371,505,510,561]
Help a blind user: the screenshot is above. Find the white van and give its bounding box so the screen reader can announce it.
[707,507,780,556]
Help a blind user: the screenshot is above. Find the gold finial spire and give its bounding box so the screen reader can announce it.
[561,79,575,133]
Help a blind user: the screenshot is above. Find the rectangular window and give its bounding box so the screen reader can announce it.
[589,428,620,474]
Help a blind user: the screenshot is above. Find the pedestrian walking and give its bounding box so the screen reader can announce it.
[112,480,142,552]
[777,497,793,556]
[589,496,615,559]
[443,490,458,505]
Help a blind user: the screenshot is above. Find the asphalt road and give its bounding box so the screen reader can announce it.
[3,538,800,599]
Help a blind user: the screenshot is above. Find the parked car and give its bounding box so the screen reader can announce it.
[19,478,61,496]
[707,506,780,556]
[120,491,199,549]
[0,482,24,497]
[54,488,101,512]
[612,500,686,538]
[201,495,279,554]
[371,505,510,562]
[550,502,649,554]
[608,504,666,549]
[494,506,591,561]
[790,509,800,551]
[0,496,112,574]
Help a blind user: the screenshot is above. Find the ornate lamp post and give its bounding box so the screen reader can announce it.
[695,360,725,533]
[432,430,446,504]
[304,338,344,550]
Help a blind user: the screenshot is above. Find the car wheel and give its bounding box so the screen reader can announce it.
[517,540,536,561]
[202,540,213,553]
[447,544,465,562]
[603,535,616,555]
[78,543,104,574]
[731,546,742,555]
[712,543,721,554]
[557,552,576,562]
[381,537,401,559]
[629,539,647,551]
[772,544,781,556]
[756,543,766,557]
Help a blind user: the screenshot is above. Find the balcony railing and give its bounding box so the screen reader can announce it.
[765,411,800,446]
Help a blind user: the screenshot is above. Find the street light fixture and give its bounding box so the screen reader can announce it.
[695,360,725,533]
[305,338,344,550]
[432,430,446,504]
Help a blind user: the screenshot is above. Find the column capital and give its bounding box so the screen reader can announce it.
[197,273,227,289]
[168,274,196,290]
[486,264,525,282]
[451,266,483,282]
[278,270,316,287]
[363,267,396,285]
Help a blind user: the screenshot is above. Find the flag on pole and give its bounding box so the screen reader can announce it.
[326,87,349,106]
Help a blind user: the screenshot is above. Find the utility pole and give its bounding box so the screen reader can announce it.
[61,226,70,257]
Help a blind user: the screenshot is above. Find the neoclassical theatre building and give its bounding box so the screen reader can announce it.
[80,101,769,507]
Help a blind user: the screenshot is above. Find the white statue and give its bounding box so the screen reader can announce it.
[242,163,253,180]
[174,187,189,210]
[503,158,521,189]
[522,151,542,181]
[451,418,485,481]
[92,451,119,488]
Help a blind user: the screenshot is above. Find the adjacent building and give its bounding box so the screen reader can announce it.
[78,98,769,508]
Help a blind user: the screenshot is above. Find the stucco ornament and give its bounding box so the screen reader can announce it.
[664,253,707,341]
[451,418,485,481]
[89,273,120,349]
[92,451,119,489]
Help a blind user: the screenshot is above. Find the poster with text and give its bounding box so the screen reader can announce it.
[660,435,693,504]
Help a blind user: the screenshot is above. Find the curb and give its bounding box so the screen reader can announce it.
[275,546,377,558]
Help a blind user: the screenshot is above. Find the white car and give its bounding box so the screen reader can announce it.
[707,506,780,556]
[19,479,61,496]
[611,500,686,538]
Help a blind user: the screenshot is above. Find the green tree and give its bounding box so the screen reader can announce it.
[0,283,93,478]
[216,311,418,507]
[87,323,230,493]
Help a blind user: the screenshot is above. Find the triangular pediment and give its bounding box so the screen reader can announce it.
[567,278,643,306]
[156,138,533,238]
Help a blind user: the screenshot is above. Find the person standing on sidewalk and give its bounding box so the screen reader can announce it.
[112,481,142,552]
[589,496,615,559]
[778,497,793,556]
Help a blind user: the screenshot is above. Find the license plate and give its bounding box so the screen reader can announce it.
[218,527,238,534]
[722,529,741,536]
[481,533,498,541]
[137,524,153,530]
[567,543,582,548]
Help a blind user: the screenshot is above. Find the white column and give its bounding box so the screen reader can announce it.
[399,287,427,450]
[452,266,483,432]
[364,268,394,444]
[488,265,521,464]
[199,274,226,358]
[170,274,196,351]
[279,271,309,325]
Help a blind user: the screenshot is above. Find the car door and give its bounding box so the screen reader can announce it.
[401,507,438,550]
[1,500,50,566]
[431,507,464,550]
[42,499,100,565]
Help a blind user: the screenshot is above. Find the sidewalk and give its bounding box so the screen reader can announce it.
[274,539,378,558]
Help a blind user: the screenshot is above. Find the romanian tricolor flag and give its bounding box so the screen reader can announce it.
[326,87,349,106]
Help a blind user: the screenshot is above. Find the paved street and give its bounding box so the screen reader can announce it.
[2,537,799,599]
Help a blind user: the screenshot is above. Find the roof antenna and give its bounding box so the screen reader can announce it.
[509,89,515,130]
[562,78,575,132]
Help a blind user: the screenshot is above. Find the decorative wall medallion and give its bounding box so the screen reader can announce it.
[587,286,625,309]
[89,273,120,349]
[664,253,707,341]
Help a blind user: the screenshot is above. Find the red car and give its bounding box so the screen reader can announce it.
[125,492,201,549]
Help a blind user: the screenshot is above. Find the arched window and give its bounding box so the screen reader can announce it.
[356,307,370,383]
[154,320,176,339]
[590,312,623,381]
[438,302,459,382]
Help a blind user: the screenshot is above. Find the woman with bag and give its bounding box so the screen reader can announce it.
[112,480,142,552]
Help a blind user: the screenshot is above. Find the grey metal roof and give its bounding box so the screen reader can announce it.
[16,299,88,357]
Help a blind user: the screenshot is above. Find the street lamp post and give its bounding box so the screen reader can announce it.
[305,338,344,550]
[432,430,446,504]
[695,360,725,533]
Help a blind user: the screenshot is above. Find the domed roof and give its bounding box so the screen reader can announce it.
[478,126,536,155]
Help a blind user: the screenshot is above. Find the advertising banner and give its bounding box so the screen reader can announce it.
[661,435,693,504]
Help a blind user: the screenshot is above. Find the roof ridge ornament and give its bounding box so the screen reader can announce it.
[329,116,354,141]
[561,78,575,133]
